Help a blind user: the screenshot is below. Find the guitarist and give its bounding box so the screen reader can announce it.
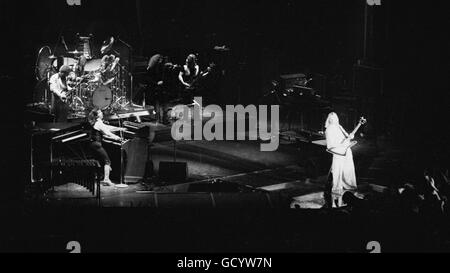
[49,65,73,122]
[324,112,357,198]
[178,54,200,103]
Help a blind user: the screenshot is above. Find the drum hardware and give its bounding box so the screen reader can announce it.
[115,37,134,107]
[115,62,133,108]
[35,35,136,116]
[76,33,93,60]
[66,50,84,56]
[35,46,57,107]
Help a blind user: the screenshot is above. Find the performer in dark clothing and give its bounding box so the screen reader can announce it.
[146,54,166,100]
[178,54,200,88]
[146,54,173,124]
[178,54,200,104]
[87,109,125,186]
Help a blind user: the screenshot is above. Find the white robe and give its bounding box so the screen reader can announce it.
[325,124,357,195]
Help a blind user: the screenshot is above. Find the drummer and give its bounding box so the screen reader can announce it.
[86,54,119,85]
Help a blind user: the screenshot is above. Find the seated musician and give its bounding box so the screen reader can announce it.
[88,109,125,186]
[49,65,74,122]
[178,54,200,103]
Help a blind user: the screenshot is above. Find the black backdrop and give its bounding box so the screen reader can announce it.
[5,1,446,146]
[18,0,372,104]
[1,0,448,203]
[10,0,448,156]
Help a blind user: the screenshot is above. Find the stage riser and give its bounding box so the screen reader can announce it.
[101,193,286,208]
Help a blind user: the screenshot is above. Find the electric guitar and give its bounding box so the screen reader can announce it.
[326,117,367,156]
[184,63,216,92]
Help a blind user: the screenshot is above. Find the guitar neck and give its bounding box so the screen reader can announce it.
[350,123,362,136]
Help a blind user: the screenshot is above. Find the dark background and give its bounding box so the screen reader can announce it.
[1,0,448,203]
[0,0,448,253]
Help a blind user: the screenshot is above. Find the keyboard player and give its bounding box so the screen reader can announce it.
[87,109,126,186]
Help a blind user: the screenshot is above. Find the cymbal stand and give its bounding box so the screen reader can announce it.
[116,38,136,108]
[45,69,52,110]
[118,63,133,108]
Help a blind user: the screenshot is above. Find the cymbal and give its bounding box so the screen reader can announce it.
[66,50,83,55]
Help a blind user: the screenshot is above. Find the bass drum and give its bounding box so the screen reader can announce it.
[92,85,112,110]
[35,46,56,81]
[84,59,102,72]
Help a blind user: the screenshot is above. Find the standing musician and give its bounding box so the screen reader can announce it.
[178,54,200,103]
[146,54,168,123]
[324,112,357,206]
[145,54,180,124]
[49,65,74,122]
[87,109,126,186]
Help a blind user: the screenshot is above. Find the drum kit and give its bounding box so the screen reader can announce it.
[34,35,130,117]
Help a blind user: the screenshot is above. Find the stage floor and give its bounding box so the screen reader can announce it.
[32,135,404,208]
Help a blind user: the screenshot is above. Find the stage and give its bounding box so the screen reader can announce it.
[28,131,402,209]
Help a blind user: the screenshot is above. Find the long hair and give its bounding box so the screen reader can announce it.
[324,112,339,129]
[186,54,197,68]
